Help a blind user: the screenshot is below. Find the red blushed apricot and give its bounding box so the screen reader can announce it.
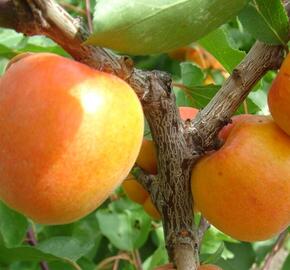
[268,53,290,135]
[198,264,223,270]
[192,115,290,242]
[0,53,144,224]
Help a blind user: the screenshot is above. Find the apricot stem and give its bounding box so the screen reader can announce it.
[26,228,50,270]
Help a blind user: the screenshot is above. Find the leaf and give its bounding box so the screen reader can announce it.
[0,245,58,264]
[96,200,151,251]
[282,254,290,270]
[239,0,289,45]
[37,236,94,261]
[86,0,248,55]
[0,201,28,247]
[181,62,204,87]
[199,28,246,72]
[202,242,225,265]
[174,84,221,109]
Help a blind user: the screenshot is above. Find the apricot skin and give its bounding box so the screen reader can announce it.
[192,115,290,242]
[122,174,160,219]
[0,53,144,225]
[268,53,290,135]
[122,174,149,205]
[198,265,222,270]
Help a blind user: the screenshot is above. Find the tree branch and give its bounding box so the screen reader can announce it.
[190,41,284,150]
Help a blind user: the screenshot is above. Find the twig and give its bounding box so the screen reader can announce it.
[261,230,289,270]
[26,228,50,270]
[132,249,143,270]
[58,1,86,16]
[197,216,210,244]
[85,0,93,33]
[96,253,134,270]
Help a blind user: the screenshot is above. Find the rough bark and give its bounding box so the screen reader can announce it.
[0,1,288,269]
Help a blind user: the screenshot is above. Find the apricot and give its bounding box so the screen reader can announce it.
[198,265,222,270]
[136,106,198,174]
[0,53,144,224]
[122,174,149,205]
[136,139,158,174]
[192,115,290,242]
[268,53,290,135]
[122,174,160,219]
[143,196,161,220]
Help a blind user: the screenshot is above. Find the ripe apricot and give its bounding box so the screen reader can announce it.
[0,53,144,224]
[136,139,158,174]
[122,174,149,205]
[192,115,290,241]
[122,174,160,219]
[143,196,161,220]
[198,264,222,270]
[136,106,198,174]
[268,53,290,135]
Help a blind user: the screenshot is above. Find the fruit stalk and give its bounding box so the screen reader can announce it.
[26,228,50,270]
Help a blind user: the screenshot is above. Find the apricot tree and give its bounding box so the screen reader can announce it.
[0,1,289,270]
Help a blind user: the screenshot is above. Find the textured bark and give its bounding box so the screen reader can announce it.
[0,1,288,269]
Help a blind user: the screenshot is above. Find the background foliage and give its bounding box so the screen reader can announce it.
[0,0,289,269]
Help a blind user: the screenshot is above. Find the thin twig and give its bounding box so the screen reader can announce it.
[261,230,289,270]
[58,1,86,16]
[26,228,50,270]
[132,249,143,270]
[96,253,134,270]
[85,0,93,33]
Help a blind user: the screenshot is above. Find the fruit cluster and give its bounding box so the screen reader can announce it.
[131,54,290,242]
[0,51,289,246]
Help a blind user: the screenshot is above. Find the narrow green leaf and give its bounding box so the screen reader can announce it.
[239,0,289,45]
[87,0,248,55]
[0,201,28,247]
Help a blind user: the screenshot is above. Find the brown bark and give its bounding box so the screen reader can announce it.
[0,1,288,269]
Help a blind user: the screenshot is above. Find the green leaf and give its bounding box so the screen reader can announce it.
[0,201,28,247]
[87,0,248,55]
[239,0,289,45]
[174,84,221,109]
[202,242,225,265]
[199,28,246,72]
[0,245,58,264]
[37,236,94,261]
[0,58,9,75]
[282,254,290,270]
[143,246,168,270]
[181,62,204,87]
[96,200,151,251]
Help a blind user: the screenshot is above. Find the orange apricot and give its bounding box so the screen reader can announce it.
[198,264,223,270]
[268,53,290,135]
[0,53,144,224]
[143,196,161,220]
[122,174,149,205]
[192,115,290,241]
